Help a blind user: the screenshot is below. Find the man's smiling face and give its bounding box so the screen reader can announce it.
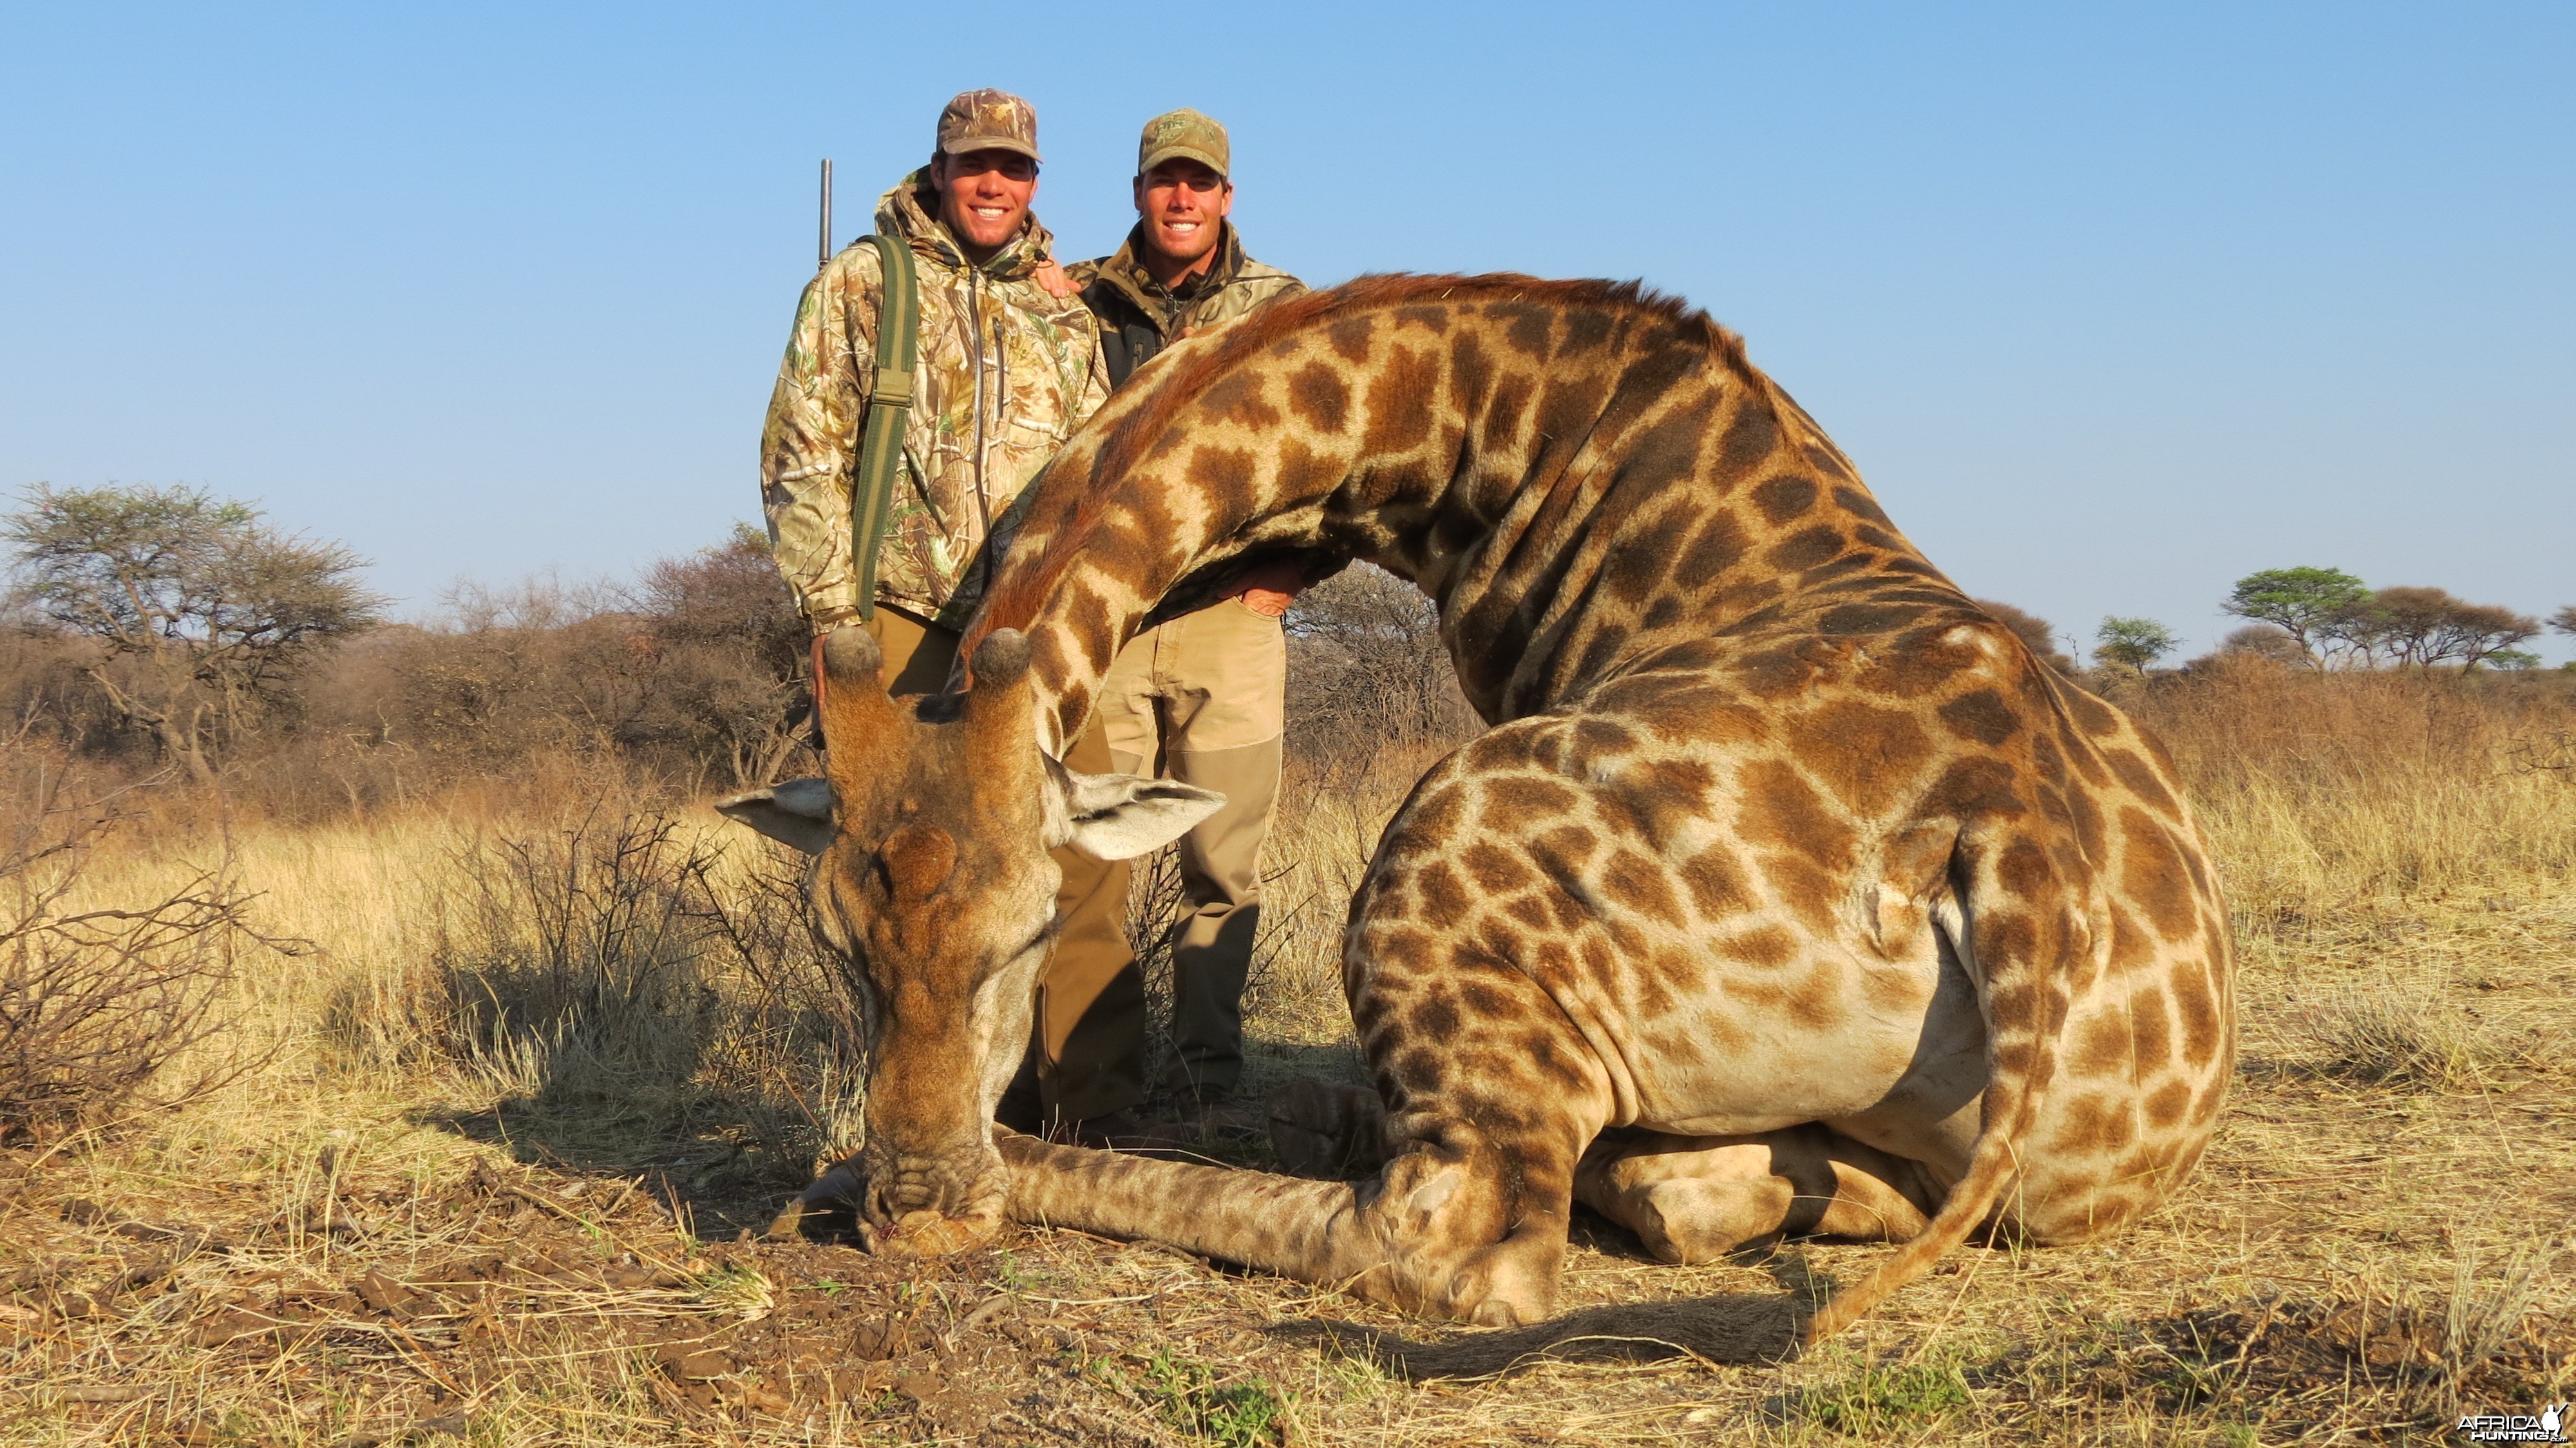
[933,148,1039,260]
[1133,158,1231,273]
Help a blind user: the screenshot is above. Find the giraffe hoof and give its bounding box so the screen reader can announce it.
[1468,1297,1542,1328]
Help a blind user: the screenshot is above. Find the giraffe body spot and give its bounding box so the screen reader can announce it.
[1752,475,1818,523]
[1484,776,1582,830]
[2119,808,2199,940]
[1804,700,1935,808]
[1327,315,1375,363]
[2106,750,2179,814]
[1830,486,1891,524]
[1463,841,1539,893]
[1766,525,1844,571]
[1362,346,1439,453]
[1724,924,1797,969]
[1718,398,1780,472]
[1289,362,1350,433]
[1938,689,2020,746]
[1672,513,1750,590]
[1600,850,1686,925]
[1415,861,1472,928]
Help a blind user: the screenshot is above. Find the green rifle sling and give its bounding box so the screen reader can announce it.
[851,233,919,622]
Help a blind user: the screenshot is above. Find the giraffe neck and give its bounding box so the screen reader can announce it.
[971,274,1955,753]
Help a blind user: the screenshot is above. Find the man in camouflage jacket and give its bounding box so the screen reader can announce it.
[762,99,1108,636]
[1069,110,1305,386]
[1072,111,1309,1137]
[758,91,1150,1147]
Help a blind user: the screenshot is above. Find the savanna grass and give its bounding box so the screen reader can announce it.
[3,663,2569,1443]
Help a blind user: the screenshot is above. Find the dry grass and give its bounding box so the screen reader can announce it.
[3,669,2573,1443]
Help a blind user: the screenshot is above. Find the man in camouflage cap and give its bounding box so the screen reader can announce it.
[1072,108,1305,383]
[759,90,1155,1148]
[764,88,1103,642]
[1070,109,1309,1139]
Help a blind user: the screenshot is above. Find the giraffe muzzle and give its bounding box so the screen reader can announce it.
[853,1141,1009,1257]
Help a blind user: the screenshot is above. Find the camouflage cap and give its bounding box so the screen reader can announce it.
[1137,108,1229,178]
[936,89,1041,163]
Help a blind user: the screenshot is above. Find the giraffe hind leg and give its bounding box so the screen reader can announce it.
[1577,1125,1940,1264]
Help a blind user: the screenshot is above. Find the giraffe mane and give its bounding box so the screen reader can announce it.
[974,272,1757,642]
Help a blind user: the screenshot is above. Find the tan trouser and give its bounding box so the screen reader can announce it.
[1095,600,1287,1101]
[860,607,1144,1122]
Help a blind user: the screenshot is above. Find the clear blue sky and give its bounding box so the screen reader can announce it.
[4,3,2570,661]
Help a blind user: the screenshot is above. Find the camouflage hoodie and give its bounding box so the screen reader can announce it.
[761,173,1110,630]
[1070,222,1305,388]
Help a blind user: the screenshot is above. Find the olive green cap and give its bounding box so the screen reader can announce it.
[936,88,1041,162]
[1137,108,1229,178]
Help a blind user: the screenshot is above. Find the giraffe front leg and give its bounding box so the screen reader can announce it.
[998,1114,1580,1326]
[1347,1112,1582,1325]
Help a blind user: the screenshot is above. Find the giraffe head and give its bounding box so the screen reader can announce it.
[714,625,1220,1252]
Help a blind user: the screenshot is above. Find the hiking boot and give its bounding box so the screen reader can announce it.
[993,1089,1046,1136]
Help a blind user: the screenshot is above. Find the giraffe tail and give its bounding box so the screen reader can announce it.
[1799,860,2072,1348]
[1796,1110,2022,1346]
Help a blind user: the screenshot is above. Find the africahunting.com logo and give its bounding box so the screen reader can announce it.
[2459,1404,2568,1444]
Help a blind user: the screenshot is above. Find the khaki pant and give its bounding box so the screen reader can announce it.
[860,607,1144,1122]
[1095,600,1286,1101]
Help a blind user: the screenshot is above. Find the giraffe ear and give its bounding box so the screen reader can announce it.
[715,777,835,855]
[1046,761,1224,861]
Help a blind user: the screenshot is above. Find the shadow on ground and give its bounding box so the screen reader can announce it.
[1274,1291,1808,1377]
[415,1095,806,1242]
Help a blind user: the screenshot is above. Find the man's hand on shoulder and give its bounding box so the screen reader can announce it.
[1035,258,1079,300]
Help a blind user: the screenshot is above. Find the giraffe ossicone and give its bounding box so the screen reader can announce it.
[723,273,2236,1348]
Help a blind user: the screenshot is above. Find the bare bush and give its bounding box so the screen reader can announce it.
[0,730,282,1145]
[2215,624,2309,667]
[290,539,812,808]
[377,802,855,1183]
[2322,586,2541,672]
[1973,598,2077,674]
[623,525,813,790]
[1282,564,1480,759]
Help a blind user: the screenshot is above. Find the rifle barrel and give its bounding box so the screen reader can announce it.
[819,158,833,270]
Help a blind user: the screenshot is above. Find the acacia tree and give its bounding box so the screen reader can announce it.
[2327,586,2538,672]
[2221,566,2369,665]
[1283,563,1477,748]
[2093,616,2179,677]
[2552,605,2576,640]
[3,484,385,781]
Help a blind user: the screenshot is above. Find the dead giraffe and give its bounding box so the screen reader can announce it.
[721,274,2236,1344]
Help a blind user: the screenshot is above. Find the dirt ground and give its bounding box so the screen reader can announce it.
[3,884,2570,1446]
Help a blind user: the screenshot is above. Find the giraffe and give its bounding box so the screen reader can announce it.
[720,274,2236,1344]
